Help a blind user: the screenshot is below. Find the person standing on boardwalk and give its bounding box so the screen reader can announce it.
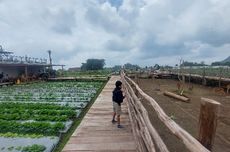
[112,80,125,128]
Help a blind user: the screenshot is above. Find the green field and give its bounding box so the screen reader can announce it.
[58,69,112,78]
[0,81,104,152]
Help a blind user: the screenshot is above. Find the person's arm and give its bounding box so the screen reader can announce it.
[121,88,126,99]
[121,90,125,99]
[123,92,125,99]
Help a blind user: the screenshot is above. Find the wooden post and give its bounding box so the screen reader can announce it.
[135,74,139,85]
[218,68,222,87]
[61,65,64,76]
[202,78,207,86]
[24,66,28,81]
[134,74,140,97]
[198,98,220,150]
[189,66,191,84]
[202,67,207,86]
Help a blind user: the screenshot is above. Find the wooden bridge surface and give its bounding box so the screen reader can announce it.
[63,76,137,152]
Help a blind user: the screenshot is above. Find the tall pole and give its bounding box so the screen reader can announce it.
[25,66,28,81]
[47,50,52,70]
[61,65,64,76]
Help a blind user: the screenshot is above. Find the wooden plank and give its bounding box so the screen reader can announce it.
[68,136,134,144]
[63,142,136,151]
[63,151,136,152]
[163,91,190,102]
[62,76,137,152]
[198,98,220,150]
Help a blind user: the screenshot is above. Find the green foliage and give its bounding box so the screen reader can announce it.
[0,144,46,152]
[0,132,44,138]
[22,144,46,152]
[61,69,111,77]
[0,113,70,121]
[0,103,76,122]
[0,80,104,140]
[112,65,122,72]
[81,59,105,70]
[211,61,230,66]
[0,102,74,111]
[15,146,22,151]
[182,61,206,66]
[0,120,64,136]
[8,146,14,151]
[124,63,140,71]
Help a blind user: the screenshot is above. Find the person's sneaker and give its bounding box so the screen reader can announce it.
[117,124,124,128]
[112,120,117,123]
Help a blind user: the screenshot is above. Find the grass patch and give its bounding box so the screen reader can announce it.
[53,79,108,152]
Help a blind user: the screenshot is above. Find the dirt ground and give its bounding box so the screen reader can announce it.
[135,78,230,152]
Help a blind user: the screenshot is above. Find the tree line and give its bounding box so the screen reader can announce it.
[81,59,105,70]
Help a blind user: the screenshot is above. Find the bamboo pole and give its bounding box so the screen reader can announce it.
[198,98,220,150]
[124,83,150,152]
[122,74,169,152]
[126,97,143,152]
[129,95,156,152]
[124,74,210,152]
[128,99,147,152]
[130,88,169,152]
[202,67,207,86]
[218,68,223,87]
[122,75,147,152]
[132,104,155,152]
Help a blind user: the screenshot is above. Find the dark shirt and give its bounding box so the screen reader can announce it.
[112,87,124,106]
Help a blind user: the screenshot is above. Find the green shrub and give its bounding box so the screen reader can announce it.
[22,144,46,152]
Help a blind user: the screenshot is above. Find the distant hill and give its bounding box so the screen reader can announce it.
[211,56,230,66]
[221,56,230,63]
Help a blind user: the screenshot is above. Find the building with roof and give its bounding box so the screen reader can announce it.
[0,45,64,81]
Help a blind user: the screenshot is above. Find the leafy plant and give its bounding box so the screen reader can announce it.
[22,144,46,152]
[0,120,64,136]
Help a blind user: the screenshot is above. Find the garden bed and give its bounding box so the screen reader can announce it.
[0,81,104,152]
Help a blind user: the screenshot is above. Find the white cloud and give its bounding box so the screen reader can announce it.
[0,0,230,68]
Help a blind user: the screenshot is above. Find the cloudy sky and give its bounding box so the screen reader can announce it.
[0,0,230,68]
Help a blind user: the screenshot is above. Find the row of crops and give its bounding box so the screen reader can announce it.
[59,69,111,78]
[0,81,104,152]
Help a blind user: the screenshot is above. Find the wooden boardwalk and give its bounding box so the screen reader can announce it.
[63,76,137,152]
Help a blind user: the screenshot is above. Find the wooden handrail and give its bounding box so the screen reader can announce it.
[121,73,169,152]
[122,72,210,152]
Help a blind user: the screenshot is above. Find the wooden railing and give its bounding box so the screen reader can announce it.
[121,72,210,152]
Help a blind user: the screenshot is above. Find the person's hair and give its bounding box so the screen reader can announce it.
[115,80,122,87]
